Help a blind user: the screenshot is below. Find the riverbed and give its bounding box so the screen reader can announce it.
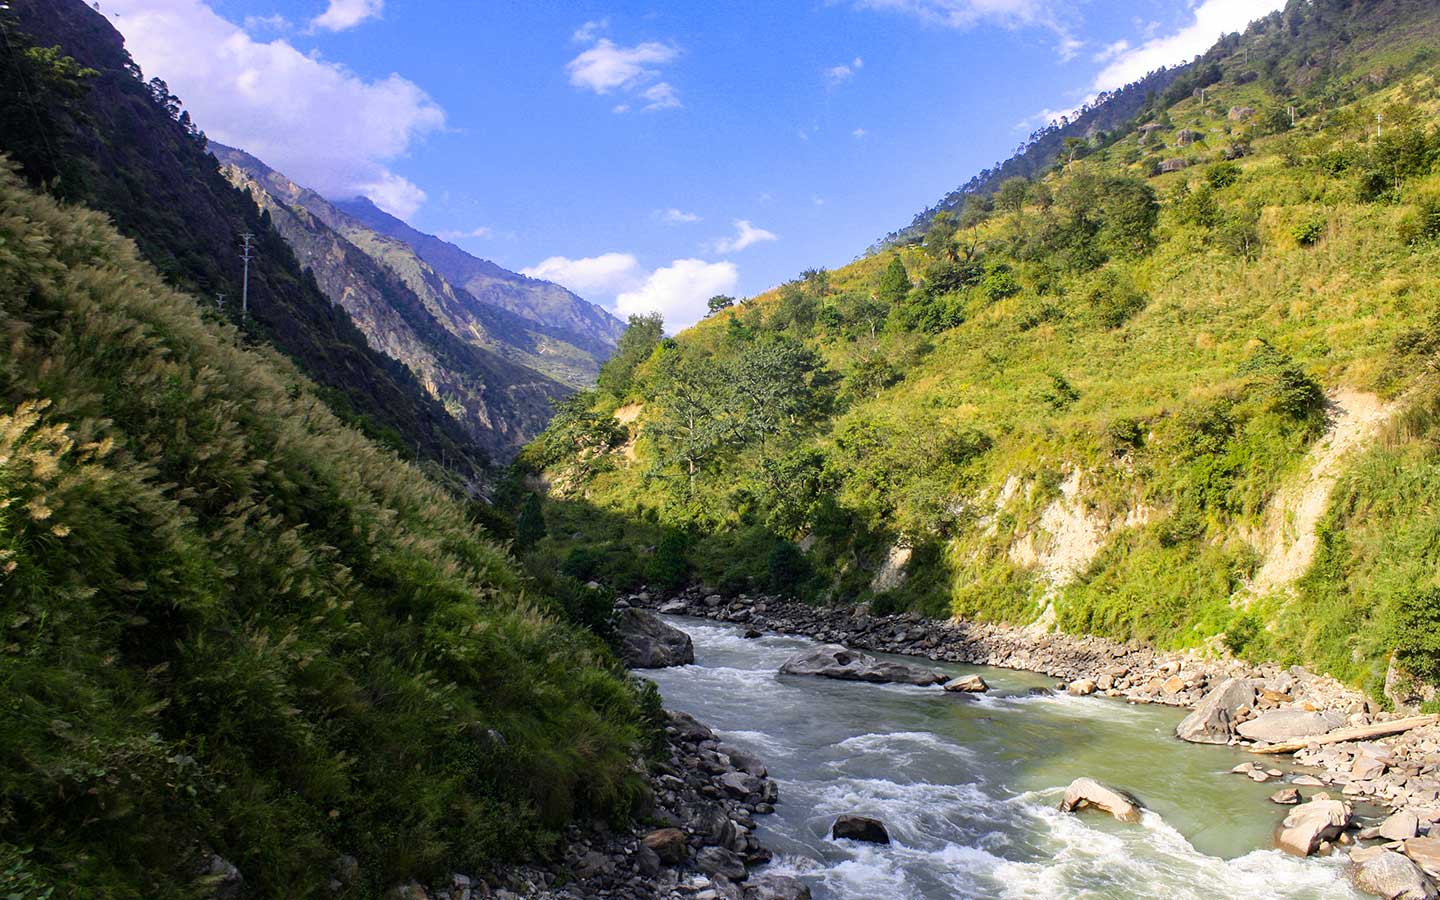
[642,616,1364,900]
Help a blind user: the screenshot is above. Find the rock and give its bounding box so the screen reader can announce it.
[1352,850,1438,900]
[723,745,769,778]
[1278,799,1352,856]
[1405,837,1440,878]
[695,846,747,880]
[1270,788,1302,805]
[743,628,762,639]
[642,827,688,865]
[1176,678,1259,744]
[635,844,662,877]
[719,771,762,799]
[778,644,944,686]
[1058,777,1143,824]
[195,855,244,900]
[1067,679,1097,697]
[943,674,989,693]
[616,608,695,668]
[744,874,813,900]
[1238,709,1344,743]
[1382,811,1423,842]
[831,814,891,844]
[1293,775,1326,787]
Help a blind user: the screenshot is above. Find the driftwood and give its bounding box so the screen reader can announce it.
[1249,714,1439,755]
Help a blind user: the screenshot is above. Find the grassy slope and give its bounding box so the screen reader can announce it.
[0,162,649,898]
[528,2,1440,698]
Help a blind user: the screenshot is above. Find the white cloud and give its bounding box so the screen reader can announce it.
[521,253,643,296]
[614,259,738,330]
[243,13,290,32]
[824,56,864,85]
[437,226,494,241]
[310,0,383,32]
[566,38,679,94]
[1057,36,1083,62]
[1093,39,1130,63]
[573,19,609,43]
[710,220,778,254]
[854,0,1062,31]
[641,81,681,111]
[852,127,868,138]
[106,0,443,219]
[1094,0,1287,91]
[659,208,701,224]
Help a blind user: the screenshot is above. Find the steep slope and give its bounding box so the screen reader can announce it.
[336,196,627,358]
[0,0,486,477]
[523,0,1440,699]
[0,161,647,897]
[213,145,568,457]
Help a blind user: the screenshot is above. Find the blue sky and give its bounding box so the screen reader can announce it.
[104,0,1286,329]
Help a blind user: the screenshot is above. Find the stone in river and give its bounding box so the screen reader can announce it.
[1058,777,1143,824]
[1176,678,1260,744]
[943,674,989,693]
[744,874,813,900]
[779,644,945,686]
[1352,850,1438,900]
[1237,709,1344,743]
[1270,787,1302,805]
[1067,679,1098,696]
[616,608,694,668]
[831,814,891,844]
[1277,798,1352,856]
[695,846,747,880]
[1404,836,1440,879]
[1381,810,1423,842]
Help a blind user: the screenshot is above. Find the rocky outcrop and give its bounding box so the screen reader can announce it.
[1352,850,1438,900]
[779,645,944,686]
[616,609,695,669]
[1278,798,1352,856]
[744,875,812,900]
[831,815,891,844]
[1058,778,1143,824]
[1176,678,1259,744]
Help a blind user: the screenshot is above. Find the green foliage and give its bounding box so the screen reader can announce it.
[766,541,812,597]
[597,313,664,397]
[1398,191,1440,245]
[706,295,736,316]
[1205,161,1242,190]
[979,263,1021,301]
[646,529,690,590]
[875,256,911,306]
[1082,269,1147,328]
[1392,586,1440,681]
[516,493,548,548]
[1039,373,1080,411]
[1292,217,1326,246]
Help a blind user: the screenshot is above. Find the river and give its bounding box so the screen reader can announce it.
[641,616,1364,900]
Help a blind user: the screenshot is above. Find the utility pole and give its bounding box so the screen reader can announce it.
[239,233,255,320]
[216,292,225,311]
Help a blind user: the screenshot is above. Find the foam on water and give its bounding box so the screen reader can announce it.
[831,731,976,766]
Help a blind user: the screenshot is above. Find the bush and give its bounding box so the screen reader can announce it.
[1398,193,1440,245]
[767,541,812,597]
[646,529,690,590]
[1392,586,1440,680]
[1206,161,1242,190]
[980,263,1022,301]
[1292,217,1325,246]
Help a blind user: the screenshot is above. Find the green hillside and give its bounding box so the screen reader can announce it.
[521,0,1440,701]
[0,160,649,898]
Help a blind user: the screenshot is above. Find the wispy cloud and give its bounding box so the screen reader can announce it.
[852,127,868,138]
[850,0,1079,57]
[658,208,701,224]
[709,219,778,254]
[437,226,493,241]
[566,32,682,111]
[522,253,643,295]
[572,18,608,43]
[310,0,383,32]
[243,13,290,32]
[1094,0,1287,91]
[641,81,681,111]
[824,56,864,86]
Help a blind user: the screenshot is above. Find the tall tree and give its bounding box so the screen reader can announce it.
[597,312,664,397]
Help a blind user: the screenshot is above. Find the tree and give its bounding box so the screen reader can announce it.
[597,312,664,396]
[997,177,1030,214]
[875,256,911,306]
[706,294,736,316]
[515,494,547,549]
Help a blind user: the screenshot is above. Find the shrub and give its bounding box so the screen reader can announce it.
[1398,193,1440,245]
[1292,217,1325,246]
[1039,373,1080,411]
[1205,161,1242,190]
[980,263,1022,301]
[767,541,812,597]
[515,493,548,548]
[1392,586,1440,680]
[646,529,690,590]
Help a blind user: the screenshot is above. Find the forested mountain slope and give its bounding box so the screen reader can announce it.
[215,145,573,457]
[522,0,1440,703]
[0,0,487,478]
[0,160,650,897]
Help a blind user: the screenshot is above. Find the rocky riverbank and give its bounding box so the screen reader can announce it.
[376,709,797,900]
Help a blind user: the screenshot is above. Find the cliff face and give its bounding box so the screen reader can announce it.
[215,146,570,457]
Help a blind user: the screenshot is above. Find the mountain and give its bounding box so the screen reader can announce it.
[522,0,1440,702]
[335,197,628,359]
[213,143,575,457]
[0,0,487,478]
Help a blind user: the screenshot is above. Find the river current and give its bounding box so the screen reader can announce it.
[641,616,1364,900]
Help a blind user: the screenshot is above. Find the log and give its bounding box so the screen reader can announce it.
[1249,715,1439,755]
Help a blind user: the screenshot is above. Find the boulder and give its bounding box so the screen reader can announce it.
[719,771,762,799]
[616,608,694,668]
[695,846,747,880]
[1067,679,1098,697]
[1405,837,1440,879]
[1238,709,1344,744]
[744,875,813,900]
[1278,799,1352,856]
[778,645,945,686]
[1352,850,1438,900]
[831,815,891,844]
[642,827,688,865]
[1058,778,1142,824]
[943,674,989,693]
[195,855,243,900]
[1382,811,1423,842]
[1270,788,1302,805]
[1176,678,1259,744]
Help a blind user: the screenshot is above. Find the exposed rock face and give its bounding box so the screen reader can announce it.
[1238,709,1345,743]
[1406,837,1440,878]
[943,674,989,693]
[1058,778,1143,824]
[779,645,944,686]
[616,609,695,668]
[831,815,891,844]
[1176,678,1259,744]
[1278,798,1352,856]
[1352,850,1438,900]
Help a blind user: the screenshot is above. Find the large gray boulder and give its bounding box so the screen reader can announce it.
[1277,798,1352,856]
[831,814,890,844]
[1175,678,1259,744]
[744,875,812,900]
[1238,709,1345,744]
[616,608,694,668]
[1058,778,1143,824]
[779,644,945,686]
[1352,850,1438,900]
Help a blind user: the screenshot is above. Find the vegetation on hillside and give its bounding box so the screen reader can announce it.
[0,161,652,898]
[520,0,1440,698]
